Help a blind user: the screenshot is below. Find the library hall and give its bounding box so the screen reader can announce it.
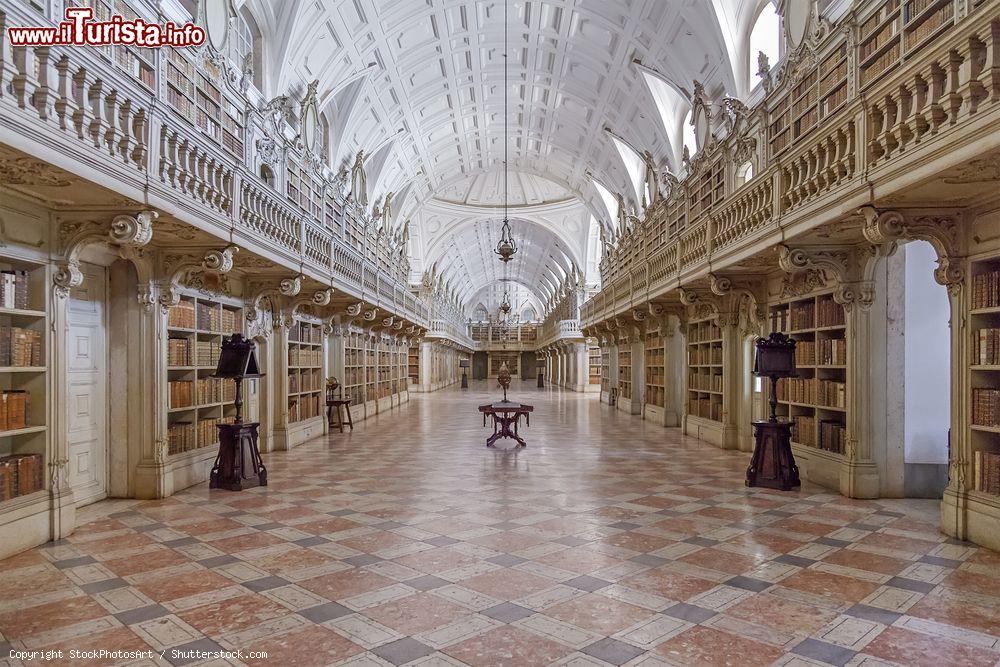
[1,0,1000,665]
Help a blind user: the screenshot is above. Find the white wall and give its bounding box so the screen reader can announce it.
[903,242,950,464]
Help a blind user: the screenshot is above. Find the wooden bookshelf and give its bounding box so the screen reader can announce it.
[618,348,632,400]
[365,337,377,403]
[0,256,49,504]
[165,48,244,158]
[165,295,242,457]
[287,320,323,424]
[408,345,419,385]
[490,352,519,377]
[588,342,602,386]
[687,317,723,422]
[600,348,611,393]
[768,292,848,455]
[970,254,1000,497]
[859,0,902,88]
[344,331,365,406]
[645,332,665,407]
[687,159,725,218]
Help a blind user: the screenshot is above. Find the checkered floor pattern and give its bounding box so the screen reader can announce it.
[1,381,998,667]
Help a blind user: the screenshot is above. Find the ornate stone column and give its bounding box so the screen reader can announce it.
[779,242,892,498]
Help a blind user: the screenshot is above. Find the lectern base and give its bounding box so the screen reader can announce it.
[210,422,267,491]
[746,420,800,491]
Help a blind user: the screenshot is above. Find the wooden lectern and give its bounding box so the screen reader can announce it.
[210,334,267,490]
[746,332,800,490]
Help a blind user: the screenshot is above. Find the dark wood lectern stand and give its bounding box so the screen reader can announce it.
[210,334,267,490]
[746,333,800,491]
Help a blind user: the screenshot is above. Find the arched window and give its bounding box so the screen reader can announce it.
[521,307,537,323]
[735,160,754,188]
[749,1,781,86]
[682,109,697,157]
[232,8,263,90]
[259,164,275,187]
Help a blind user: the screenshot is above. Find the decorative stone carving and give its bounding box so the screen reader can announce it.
[860,206,965,295]
[350,150,368,206]
[159,245,239,308]
[778,243,883,311]
[55,210,158,298]
[257,135,281,167]
[0,156,73,186]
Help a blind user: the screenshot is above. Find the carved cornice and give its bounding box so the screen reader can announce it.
[859,206,966,295]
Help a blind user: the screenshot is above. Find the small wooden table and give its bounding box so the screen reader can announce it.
[327,399,354,432]
[478,401,534,447]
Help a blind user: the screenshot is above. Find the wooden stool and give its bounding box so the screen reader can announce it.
[327,399,354,432]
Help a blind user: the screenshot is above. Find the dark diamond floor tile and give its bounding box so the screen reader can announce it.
[581,637,646,666]
[662,602,716,623]
[372,637,435,666]
[480,602,535,623]
[725,575,773,592]
[243,575,290,592]
[792,638,857,667]
[844,604,903,625]
[563,575,612,592]
[114,604,171,625]
[885,576,935,594]
[298,601,353,623]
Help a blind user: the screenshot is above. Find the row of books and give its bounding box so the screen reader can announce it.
[689,397,722,422]
[0,453,44,501]
[973,451,1000,495]
[289,322,323,344]
[288,371,321,394]
[166,416,235,456]
[974,328,1000,365]
[973,270,1000,309]
[777,378,847,408]
[0,390,30,432]
[861,43,901,86]
[689,372,723,392]
[646,386,665,406]
[794,339,847,366]
[0,270,30,310]
[903,2,953,50]
[288,394,321,422]
[688,348,723,365]
[167,301,240,333]
[0,327,42,367]
[972,388,1000,427]
[689,323,722,343]
[168,338,191,366]
[169,380,234,408]
[289,347,323,367]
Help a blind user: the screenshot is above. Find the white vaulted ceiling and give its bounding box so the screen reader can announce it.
[247,0,762,308]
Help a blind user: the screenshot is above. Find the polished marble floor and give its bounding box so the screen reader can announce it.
[1,382,999,667]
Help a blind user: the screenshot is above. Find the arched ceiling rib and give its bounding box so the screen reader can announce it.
[259,0,752,308]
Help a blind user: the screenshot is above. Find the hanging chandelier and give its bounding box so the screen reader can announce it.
[494,0,517,264]
[499,289,512,316]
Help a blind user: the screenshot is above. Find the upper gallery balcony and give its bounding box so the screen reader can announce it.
[582,0,999,329]
[0,1,456,334]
